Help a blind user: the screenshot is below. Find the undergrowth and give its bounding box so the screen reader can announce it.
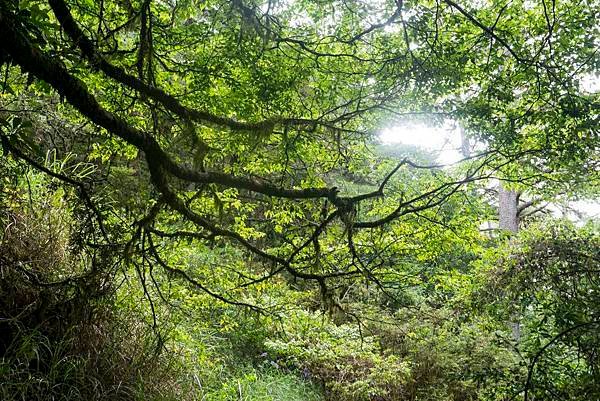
[0,165,323,400]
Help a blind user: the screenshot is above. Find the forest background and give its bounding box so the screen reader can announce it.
[0,0,598,399]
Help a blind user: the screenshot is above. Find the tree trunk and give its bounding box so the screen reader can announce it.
[498,185,521,341]
[499,186,519,233]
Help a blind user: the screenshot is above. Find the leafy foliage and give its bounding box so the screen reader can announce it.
[0,0,598,399]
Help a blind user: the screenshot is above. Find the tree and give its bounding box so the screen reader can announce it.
[1,1,599,400]
[0,0,597,329]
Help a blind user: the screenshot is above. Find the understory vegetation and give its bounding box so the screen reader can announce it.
[0,0,599,399]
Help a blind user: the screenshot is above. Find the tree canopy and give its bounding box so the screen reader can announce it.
[0,0,598,400]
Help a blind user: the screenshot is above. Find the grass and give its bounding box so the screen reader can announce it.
[198,367,323,401]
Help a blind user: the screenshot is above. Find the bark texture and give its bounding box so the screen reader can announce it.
[499,186,519,233]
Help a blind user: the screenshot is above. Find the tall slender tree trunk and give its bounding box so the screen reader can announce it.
[499,186,519,233]
[498,185,521,341]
